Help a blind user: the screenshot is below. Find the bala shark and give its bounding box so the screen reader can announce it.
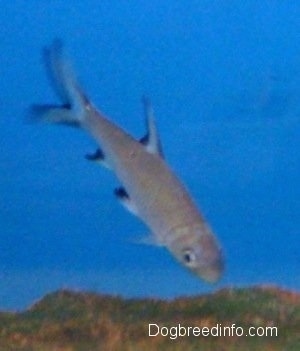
[32,40,224,282]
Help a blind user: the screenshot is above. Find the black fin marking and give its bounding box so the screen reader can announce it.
[85,148,105,161]
[114,187,138,215]
[139,133,149,145]
[85,148,111,169]
[114,187,129,199]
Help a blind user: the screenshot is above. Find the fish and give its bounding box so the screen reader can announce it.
[31,40,224,283]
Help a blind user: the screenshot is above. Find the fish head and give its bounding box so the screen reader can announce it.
[167,225,224,283]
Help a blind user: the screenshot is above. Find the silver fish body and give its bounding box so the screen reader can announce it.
[32,40,224,283]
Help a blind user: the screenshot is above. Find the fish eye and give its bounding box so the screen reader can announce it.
[182,249,196,265]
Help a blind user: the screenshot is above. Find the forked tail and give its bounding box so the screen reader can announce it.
[30,39,88,127]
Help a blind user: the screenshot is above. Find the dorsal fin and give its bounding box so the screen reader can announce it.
[139,96,164,158]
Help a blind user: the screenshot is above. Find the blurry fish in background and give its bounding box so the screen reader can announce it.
[230,72,293,119]
[31,40,224,283]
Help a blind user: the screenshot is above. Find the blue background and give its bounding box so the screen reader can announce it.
[0,1,299,310]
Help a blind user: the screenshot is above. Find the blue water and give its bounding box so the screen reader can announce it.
[1,1,299,310]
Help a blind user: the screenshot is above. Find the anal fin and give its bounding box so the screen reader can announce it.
[114,187,138,216]
[85,148,111,169]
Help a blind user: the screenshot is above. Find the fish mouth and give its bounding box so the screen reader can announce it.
[196,252,225,283]
[200,267,223,283]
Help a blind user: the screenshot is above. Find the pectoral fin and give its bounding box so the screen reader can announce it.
[131,234,165,247]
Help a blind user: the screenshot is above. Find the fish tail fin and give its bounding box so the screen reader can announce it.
[29,39,88,127]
